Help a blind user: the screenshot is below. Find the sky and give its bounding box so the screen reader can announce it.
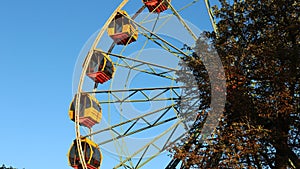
[0,0,216,169]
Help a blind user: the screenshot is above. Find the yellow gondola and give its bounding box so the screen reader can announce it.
[107,10,138,45]
[86,50,115,84]
[68,138,103,169]
[69,93,102,128]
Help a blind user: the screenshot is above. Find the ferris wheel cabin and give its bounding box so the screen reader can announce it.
[69,93,102,128]
[107,10,138,45]
[68,138,102,169]
[142,0,170,13]
[86,50,115,84]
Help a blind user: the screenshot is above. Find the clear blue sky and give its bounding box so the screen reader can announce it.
[0,0,216,168]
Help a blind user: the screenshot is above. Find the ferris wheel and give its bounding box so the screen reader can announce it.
[67,0,218,169]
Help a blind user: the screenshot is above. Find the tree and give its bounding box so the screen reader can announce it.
[170,0,299,168]
[0,164,17,169]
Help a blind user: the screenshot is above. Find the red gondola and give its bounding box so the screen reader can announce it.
[107,10,138,45]
[69,93,102,129]
[68,138,102,169]
[86,50,115,84]
[142,0,170,13]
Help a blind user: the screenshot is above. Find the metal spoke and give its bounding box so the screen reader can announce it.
[82,104,180,146]
[97,49,178,72]
[85,86,186,104]
[95,48,179,80]
[116,63,175,80]
[113,121,187,169]
[204,0,218,34]
[121,14,191,59]
[166,1,198,41]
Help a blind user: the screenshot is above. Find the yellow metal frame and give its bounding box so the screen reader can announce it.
[75,1,129,168]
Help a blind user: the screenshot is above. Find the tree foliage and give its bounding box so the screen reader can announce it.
[0,165,17,169]
[171,0,300,168]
